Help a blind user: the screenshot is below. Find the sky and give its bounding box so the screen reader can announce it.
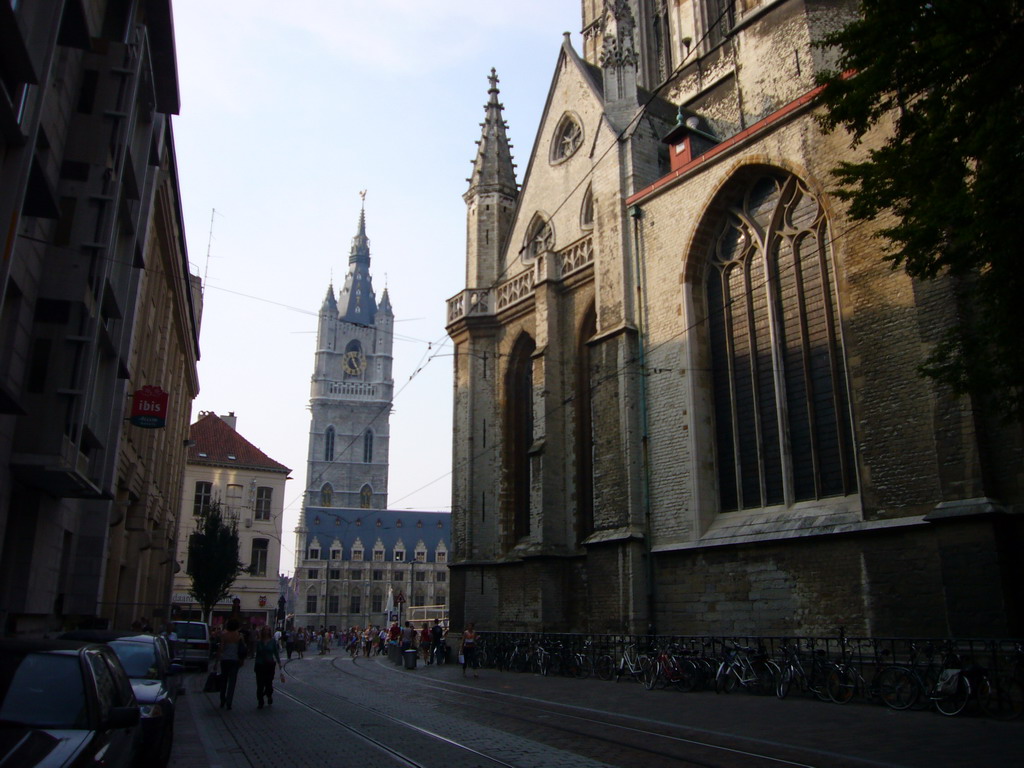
[171,1,582,572]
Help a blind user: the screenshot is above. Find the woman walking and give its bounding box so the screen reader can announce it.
[460,622,479,679]
[253,625,283,708]
[216,619,245,709]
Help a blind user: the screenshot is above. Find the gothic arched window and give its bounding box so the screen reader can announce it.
[524,214,553,260]
[506,333,536,544]
[359,484,372,509]
[324,426,335,462]
[704,172,856,512]
[575,304,597,543]
[550,113,583,164]
[580,184,594,230]
[320,483,333,507]
[363,430,374,464]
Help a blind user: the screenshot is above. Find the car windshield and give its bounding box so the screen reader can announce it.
[108,641,159,679]
[173,623,206,640]
[0,653,87,729]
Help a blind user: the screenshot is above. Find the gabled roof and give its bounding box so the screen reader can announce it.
[188,412,290,473]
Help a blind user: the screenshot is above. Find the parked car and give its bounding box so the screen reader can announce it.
[61,631,182,767]
[169,620,212,670]
[0,639,141,767]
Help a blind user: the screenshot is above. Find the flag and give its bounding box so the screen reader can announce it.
[384,584,394,619]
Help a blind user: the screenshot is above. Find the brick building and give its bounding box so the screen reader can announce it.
[445,0,1023,638]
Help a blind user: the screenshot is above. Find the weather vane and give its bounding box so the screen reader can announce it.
[359,189,367,203]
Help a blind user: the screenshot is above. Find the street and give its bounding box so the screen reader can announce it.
[169,651,1022,768]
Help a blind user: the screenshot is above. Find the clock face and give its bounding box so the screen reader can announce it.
[343,350,366,375]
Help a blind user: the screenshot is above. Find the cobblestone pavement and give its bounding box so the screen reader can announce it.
[170,652,1022,768]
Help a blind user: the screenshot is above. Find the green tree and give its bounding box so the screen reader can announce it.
[816,0,1024,418]
[187,501,246,622]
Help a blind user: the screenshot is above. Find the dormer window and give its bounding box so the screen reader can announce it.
[551,113,583,164]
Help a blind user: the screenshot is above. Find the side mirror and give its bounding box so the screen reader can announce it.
[105,706,141,730]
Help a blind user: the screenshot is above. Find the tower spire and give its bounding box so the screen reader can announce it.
[465,68,518,199]
[338,192,377,323]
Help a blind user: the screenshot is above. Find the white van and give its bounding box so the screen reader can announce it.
[170,620,212,671]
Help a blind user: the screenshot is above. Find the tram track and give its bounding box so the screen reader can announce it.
[277,654,885,768]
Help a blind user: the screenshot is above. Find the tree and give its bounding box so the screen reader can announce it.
[187,501,247,623]
[815,0,1024,419]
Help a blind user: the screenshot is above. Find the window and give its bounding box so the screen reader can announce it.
[306,591,317,613]
[576,304,597,543]
[359,485,372,509]
[349,595,361,614]
[415,571,426,582]
[394,550,404,562]
[254,487,272,521]
[506,333,536,543]
[330,548,341,560]
[324,426,335,462]
[307,568,319,580]
[308,548,319,560]
[320,484,333,507]
[524,214,553,260]
[412,594,425,607]
[704,0,735,49]
[327,593,339,613]
[329,569,341,580]
[192,481,212,516]
[551,113,583,163]
[394,571,405,581]
[372,569,383,581]
[350,569,363,580]
[373,549,384,561]
[371,593,383,612]
[580,184,594,229]
[436,570,447,583]
[250,539,268,577]
[363,430,373,463]
[226,484,242,510]
[704,173,855,512]
[415,551,426,563]
[436,551,447,563]
[352,548,363,561]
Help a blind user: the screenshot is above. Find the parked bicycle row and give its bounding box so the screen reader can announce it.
[471,630,1023,720]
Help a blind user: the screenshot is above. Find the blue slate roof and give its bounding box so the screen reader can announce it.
[302,507,450,563]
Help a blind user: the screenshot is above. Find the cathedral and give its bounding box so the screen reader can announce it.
[292,208,451,630]
[445,0,1024,638]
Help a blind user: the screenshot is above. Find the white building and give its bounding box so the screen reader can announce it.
[172,412,290,626]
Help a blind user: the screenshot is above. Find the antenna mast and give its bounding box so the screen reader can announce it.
[203,208,216,293]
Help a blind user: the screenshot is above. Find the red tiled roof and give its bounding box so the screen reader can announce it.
[188,412,290,473]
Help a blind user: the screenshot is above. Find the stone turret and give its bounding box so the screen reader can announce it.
[464,68,519,287]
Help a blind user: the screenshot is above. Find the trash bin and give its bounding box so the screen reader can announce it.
[403,649,417,670]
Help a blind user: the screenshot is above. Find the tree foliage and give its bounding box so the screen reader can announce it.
[815,0,1024,418]
[187,501,246,621]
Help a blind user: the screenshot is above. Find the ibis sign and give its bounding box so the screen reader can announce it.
[130,386,168,428]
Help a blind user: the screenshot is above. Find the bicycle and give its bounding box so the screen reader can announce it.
[978,642,1024,720]
[644,644,698,691]
[609,643,651,684]
[776,641,834,701]
[715,643,778,695]
[826,638,918,709]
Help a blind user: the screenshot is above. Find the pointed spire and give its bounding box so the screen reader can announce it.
[321,282,338,312]
[338,192,378,324]
[465,68,518,199]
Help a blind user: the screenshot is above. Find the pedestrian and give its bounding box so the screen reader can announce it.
[253,625,283,709]
[460,622,479,678]
[401,621,416,651]
[285,628,295,660]
[296,629,306,658]
[420,623,431,662]
[429,620,444,665]
[216,619,245,709]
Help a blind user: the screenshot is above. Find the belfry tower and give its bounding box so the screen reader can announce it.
[303,202,394,516]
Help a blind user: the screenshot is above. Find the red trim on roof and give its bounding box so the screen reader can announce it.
[627,82,827,206]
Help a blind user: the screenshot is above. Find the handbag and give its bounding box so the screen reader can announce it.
[203,671,221,693]
[458,653,465,665]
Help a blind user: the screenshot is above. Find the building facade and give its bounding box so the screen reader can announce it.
[0,0,200,635]
[445,0,1024,638]
[171,412,290,627]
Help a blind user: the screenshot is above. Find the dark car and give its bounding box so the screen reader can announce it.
[0,639,141,768]
[61,631,182,767]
